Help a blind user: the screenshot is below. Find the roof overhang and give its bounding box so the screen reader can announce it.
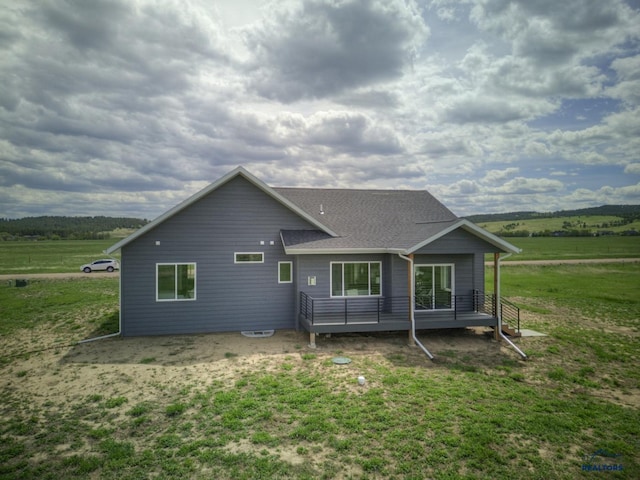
[106,166,337,254]
[282,219,521,256]
[405,219,522,254]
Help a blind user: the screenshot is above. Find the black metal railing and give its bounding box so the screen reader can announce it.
[299,292,410,325]
[472,290,496,316]
[500,298,521,333]
[472,290,520,333]
[300,291,512,326]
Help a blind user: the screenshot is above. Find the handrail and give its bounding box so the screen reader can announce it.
[500,298,521,333]
[301,292,499,326]
[472,290,521,333]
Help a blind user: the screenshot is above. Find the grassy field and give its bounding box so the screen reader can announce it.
[0,239,119,274]
[499,236,640,261]
[1,257,639,477]
[477,215,640,236]
[0,236,638,275]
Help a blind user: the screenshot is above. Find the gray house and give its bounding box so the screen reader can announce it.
[106,167,522,354]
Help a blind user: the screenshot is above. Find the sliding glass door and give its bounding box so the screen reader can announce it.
[414,264,454,310]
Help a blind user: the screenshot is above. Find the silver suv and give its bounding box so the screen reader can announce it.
[80,259,120,273]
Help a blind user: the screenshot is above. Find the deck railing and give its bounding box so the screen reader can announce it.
[299,293,410,325]
[500,298,521,333]
[472,290,520,333]
[472,290,496,316]
[300,291,515,326]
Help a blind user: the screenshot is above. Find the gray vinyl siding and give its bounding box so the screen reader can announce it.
[389,254,410,297]
[120,176,315,336]
[415,228,502,254]
[120,182,500,336]
[414,227,500,296]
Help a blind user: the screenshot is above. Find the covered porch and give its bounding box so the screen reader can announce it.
[299,290,520,335]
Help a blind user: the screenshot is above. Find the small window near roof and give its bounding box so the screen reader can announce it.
[278,261,292,283]
[234,252,264,263]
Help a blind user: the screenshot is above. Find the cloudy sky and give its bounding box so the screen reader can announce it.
[1,0,640,220]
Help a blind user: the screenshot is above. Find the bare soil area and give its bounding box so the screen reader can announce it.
[2,326,524,414]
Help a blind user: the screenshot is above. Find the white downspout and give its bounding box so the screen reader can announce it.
[398,254,434,360]
[496,253,527,359]
[77,331,120,344]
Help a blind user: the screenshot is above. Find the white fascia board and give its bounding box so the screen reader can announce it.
[106,166,336,254]
[406,219,521,254]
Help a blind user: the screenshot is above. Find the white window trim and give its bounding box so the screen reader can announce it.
[156,263,197,302]
[278,261,293,284]
[234,252,264,264]
[330,261,382,298]
[414,263,455,311]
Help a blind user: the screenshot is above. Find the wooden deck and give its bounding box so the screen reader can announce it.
[297,292,517,334]
[299,310,497,334]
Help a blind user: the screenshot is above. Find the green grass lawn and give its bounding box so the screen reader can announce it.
[0,239,119,274]
[491,263,640,325]
[1,262,638,479]
[499,236,640,261]
[0,278,119,337]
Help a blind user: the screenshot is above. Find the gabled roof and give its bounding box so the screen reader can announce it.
[276,188,520,254]
[105,166,337,254]
[106,166,521,255]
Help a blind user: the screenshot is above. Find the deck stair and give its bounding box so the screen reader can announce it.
[498,297,521,337]
[501,323,521,338]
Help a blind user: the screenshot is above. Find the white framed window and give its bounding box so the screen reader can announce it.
[156,263,196,301]
[330,261,381,297]
[414,264,454,310]
[278,261,293,283]
[234,252,264,264]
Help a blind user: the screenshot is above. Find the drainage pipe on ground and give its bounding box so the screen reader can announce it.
[496,253,527,359]
[77,332,120,344]
[398,254,434,360]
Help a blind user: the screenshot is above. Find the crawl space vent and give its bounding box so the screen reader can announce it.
[241,330,275,338]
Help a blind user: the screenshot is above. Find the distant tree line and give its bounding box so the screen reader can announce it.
[466,204,640,237]
[0,216,148,241]
[466,204,640,224]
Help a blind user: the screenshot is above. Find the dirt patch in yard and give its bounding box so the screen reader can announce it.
[2,321,637,422]
[2,327,522,411]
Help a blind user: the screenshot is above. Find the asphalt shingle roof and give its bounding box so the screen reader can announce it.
[275,187,459,252]
[107,167,519,255]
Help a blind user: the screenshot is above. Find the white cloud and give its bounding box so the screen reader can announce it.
[244,0,428,102]
[0,0,639,218]
[481,168,519,185]
[624,163,640,174]
[471,0,638,63]
[493,177,564,195]
[567,183,640,205]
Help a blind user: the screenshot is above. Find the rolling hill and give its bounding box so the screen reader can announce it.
[465,205,640,237]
